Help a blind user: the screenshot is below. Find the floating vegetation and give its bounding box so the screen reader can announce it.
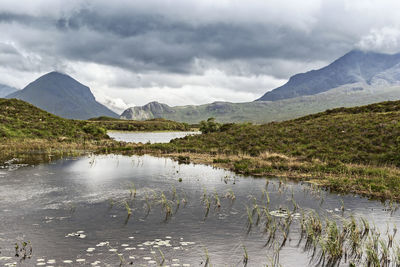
[65,230,86,239]
[14,241,32,260]
[269,208,290,218]
[225,188,236,201]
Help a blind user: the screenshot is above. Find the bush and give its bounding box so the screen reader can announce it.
[199,118,221,133]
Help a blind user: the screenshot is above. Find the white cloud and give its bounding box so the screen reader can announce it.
[358,27,400,54]
[63,61,286,113]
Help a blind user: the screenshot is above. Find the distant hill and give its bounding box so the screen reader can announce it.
[6,71,118,120]
[257,50,400,101]
[121,50,400,123]
[120,101,175,120]
[120,84,400,123]
[0,84,18,97]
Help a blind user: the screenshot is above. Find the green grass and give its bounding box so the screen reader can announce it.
[153,100,400,167]
[0,98,108,140]
[0,98,112,165]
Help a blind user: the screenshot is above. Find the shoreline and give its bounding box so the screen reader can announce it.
[113,146,400,201]
[2,139,400,201]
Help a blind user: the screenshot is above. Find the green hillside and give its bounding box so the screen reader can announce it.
[0,98,108,140]
[162,100,400,166]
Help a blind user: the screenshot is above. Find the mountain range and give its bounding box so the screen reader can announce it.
[2,49,400,123]
[0,84,18,97]
[6,72,118,120]
[121,50,400,123]
[257,50,400,101]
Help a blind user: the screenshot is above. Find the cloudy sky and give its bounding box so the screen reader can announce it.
[1,0,400,113]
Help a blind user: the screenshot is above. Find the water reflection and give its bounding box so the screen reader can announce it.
[107,131,200,143]
[0,155,398,266]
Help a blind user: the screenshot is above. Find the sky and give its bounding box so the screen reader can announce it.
[1,0,400,113]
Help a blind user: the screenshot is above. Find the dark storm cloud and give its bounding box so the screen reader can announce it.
[55,8,342,67]
[1,0,400,108]
[0,5,349,76]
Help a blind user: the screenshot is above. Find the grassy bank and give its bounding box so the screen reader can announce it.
[0,99,189,165]
[114,100,400,200]
[0,98,113,165]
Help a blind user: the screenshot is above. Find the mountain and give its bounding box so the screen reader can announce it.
[121,50,400,123]
[6,71,118,120]
[120,101,174,120]
[256,50,400,101]
[0,84,18,97]
[120,83,400,123]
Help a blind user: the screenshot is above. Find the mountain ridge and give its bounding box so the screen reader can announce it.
[6,71,118,120]
[256,49,400,101]
[0,84,18,97]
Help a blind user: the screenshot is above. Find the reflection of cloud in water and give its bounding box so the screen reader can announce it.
[0,155,399,266]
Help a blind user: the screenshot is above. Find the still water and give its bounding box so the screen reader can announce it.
[107,131,200,144]
[0,154,399,266]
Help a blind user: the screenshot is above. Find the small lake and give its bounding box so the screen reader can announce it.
[107,131,200,143]
[0,155,399,266]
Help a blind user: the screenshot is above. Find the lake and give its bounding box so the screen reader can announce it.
[107,131,200,144]
[0,154,399,266]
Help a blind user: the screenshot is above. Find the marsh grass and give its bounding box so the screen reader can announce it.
[204,247,211,267]
[129,182,137,199]
[204,197,211,219]
[124,201,132,224]
[242,245,249,266]
[106,244,125,266]
[214,191,221,208]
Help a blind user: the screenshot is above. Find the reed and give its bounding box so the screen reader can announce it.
[242,244,249,266]
[164,201,173,221]
[204,247,210,267]
[171,185,177,201]
[124,201,132,216]
[107,244,125,266]
[246,205,254,226]
[108,198,115,209]
[158,248,165,265]
[204,197,211,219]
[129,182,137,199]
[214,191,221,208]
